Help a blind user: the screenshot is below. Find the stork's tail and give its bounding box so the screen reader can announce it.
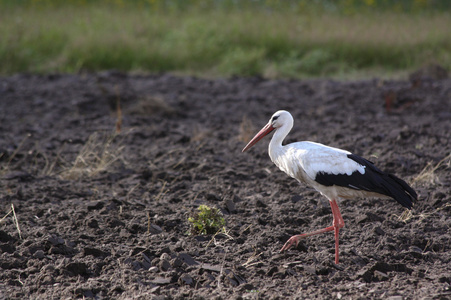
[382,174,417,209]
[347,154,418,209]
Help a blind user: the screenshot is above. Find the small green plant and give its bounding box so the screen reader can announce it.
[188,205,226,235]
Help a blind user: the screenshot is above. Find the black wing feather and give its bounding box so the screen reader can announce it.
[314,154,417,209]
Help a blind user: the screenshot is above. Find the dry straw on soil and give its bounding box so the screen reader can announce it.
[412,153,451,186]
[60,132,126,180]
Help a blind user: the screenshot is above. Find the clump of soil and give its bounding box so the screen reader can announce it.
[1,72,450,299]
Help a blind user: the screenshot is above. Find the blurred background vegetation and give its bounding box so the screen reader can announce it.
[1,0,450,79]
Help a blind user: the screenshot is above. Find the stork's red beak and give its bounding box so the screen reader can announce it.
[242,122,275,152]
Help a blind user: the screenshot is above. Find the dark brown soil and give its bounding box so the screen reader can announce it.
[1,72,450,299]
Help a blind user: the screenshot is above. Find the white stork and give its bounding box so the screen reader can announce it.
[242,110,417,264]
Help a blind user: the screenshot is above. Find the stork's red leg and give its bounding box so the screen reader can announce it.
[280,199,345,264]
[329,199,345,264]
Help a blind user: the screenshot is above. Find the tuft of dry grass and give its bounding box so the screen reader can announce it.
[396,209,414,223]
[0,134,30,177]
[238,115,256,144]
[190,124,211,143]
[396,153,451,223]
[154,181,168,202]
[115,87,122,133]
[126,95,174,116]
[241,248,263,268]
[32,141,67,177]
[60,132,125,180]
[396,203,451,224]
[412,153,451,185]
[0,204,23,240]
[205,227,234,249]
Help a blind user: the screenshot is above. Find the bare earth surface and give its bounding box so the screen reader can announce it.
[0,73,450,299]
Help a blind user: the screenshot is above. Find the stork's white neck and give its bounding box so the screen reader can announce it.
[268,117,293,161]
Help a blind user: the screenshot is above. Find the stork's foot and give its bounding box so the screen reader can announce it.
[279,199,345,263]
[280,234,304,252]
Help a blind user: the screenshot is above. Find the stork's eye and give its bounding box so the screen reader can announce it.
[272,115,279,122]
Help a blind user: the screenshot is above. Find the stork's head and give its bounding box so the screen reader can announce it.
[242,110,293,152]
[269,110,293,129]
